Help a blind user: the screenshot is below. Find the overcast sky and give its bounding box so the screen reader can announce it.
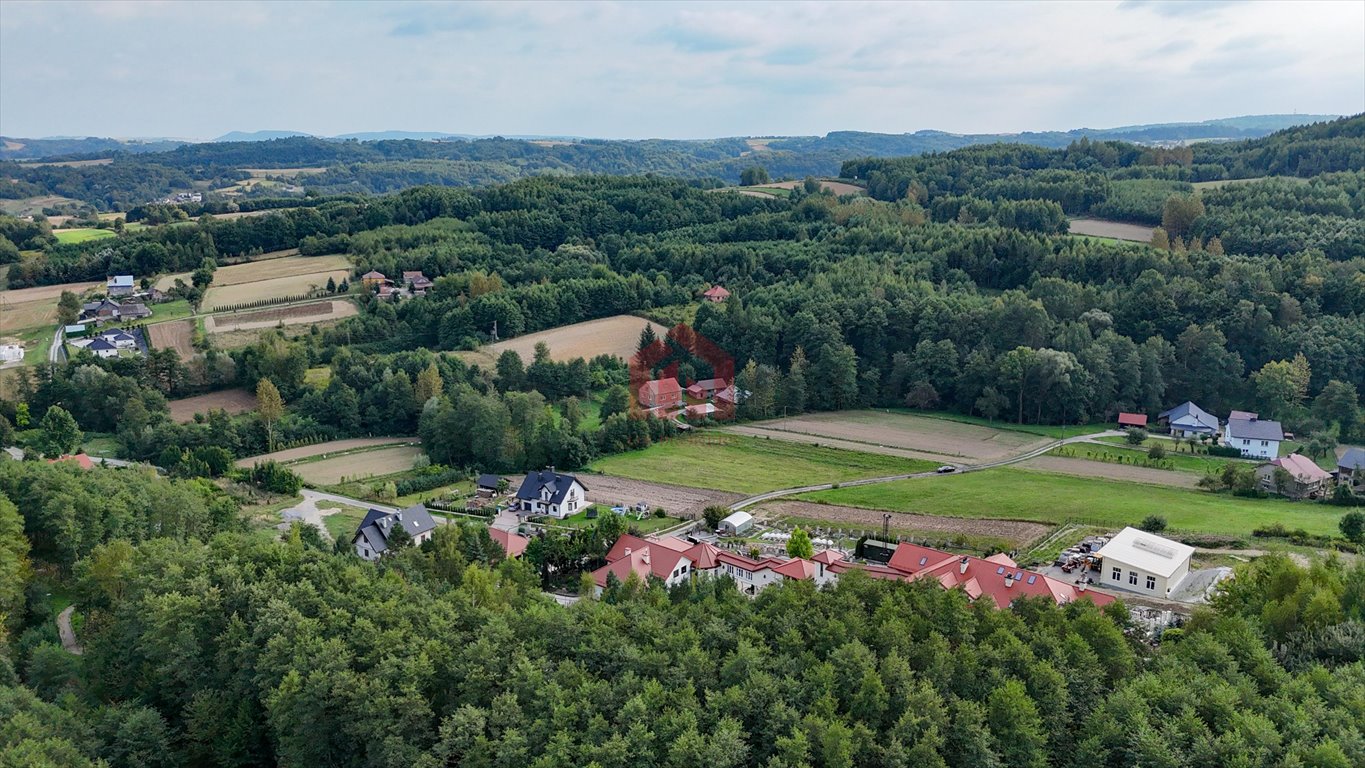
[1,0,1361,140]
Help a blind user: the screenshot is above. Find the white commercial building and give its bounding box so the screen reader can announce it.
[718,510,753,536]
[1095,527,1194,598]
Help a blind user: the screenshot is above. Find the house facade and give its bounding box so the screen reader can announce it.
[1224,413,1283,460]
[1257,454,1332,499]
[1337,448,1365,488]
[1094,527,1193,598]
[1158,401,1218,438]
[352,505,438,560]
[107,275,135,297]
[638,378,682,409]
[514,469,588,519]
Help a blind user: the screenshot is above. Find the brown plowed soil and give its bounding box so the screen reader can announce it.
[147,320,194,358]
[168,388,257,422]
[759,499,1051,547]
[583,474,744,519]
[736,411,1045,461]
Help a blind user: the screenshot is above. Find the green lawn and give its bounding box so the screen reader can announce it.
[322,505,371,542]
[145,299,194,324]
[589,433,936,494]
[80,432,121,458]
[392,480,473,509]
[544,506,682,534]
[800,467,1345,537]
[1051,443,1233,475]
[53,228,116,244]
[895,408,1112,439]
[16,325,54,366]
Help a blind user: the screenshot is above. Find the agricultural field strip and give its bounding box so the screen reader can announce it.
[757,499,1049,548]
[291,446,425,486]
[234,437,420,468]
[731,410,1047,461]
[457,315,669,366]
[721,425,955,463]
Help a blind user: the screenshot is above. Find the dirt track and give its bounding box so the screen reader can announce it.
[1016,455,1201,488]
[583,474,743,519]
[758,499,1050,546]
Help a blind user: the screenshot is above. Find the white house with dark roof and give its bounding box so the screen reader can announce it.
[352,504,437,560]
[514,469,587,519]
[1158,401,1219,438]
[1337,447,1365,487]
[85,338,119,359]
[1223,412,1283,460]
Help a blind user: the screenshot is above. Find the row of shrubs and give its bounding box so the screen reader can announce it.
[394,465,465,496]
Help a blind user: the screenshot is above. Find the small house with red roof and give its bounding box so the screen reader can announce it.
[360,270,387,289]
[686,378,730,400]
[47,453,96,470]
[489,527,530,559]
[1117,412,1147,429]
[702,285,731,303]
[638,378,682,409]
[1256,453,1333,499]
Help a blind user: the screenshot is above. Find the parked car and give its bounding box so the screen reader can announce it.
[936,465,957,474]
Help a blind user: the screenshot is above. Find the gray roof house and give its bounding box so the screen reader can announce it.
[1338,447,1365,485]
[1224,414,1285,460]
[352,504,437,561]
[515,469,588,519]
[1158,401,1219,436]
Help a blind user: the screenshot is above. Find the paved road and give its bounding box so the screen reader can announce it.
[48,326,64,365]
[729,430,1123,511]
[57,606,82,655]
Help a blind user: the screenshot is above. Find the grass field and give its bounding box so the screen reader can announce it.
[1050,443,1233,475]
[53,228,116,244]
[1067,218,1155,242]
[158,253,347,289]
[801,467,1345,537]
[0,281,101,340]
[589,433,935,495]
[322,505,371,542]
[235,437,418,467]
[455,315,668,367]
[546,506,682,534]
[292,445,425,485]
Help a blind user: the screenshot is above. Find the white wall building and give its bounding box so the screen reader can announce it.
[1223,413,1283,460]
[718,510,753,536]
[1095,527,1194,598]
[0,345,23,363]
[514,469,588,519]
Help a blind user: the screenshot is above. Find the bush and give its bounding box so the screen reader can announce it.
[653,507,666,518]
[1341,511,1365,543]
[1124,428,1148,446]
[393,466,464,497]
[244,460,302,495]
[1147,444,1166,460]
[1139,515,1167,533]
[1208,445,1244,458]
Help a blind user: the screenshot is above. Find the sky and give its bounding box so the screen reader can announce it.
[1,0,1362,140]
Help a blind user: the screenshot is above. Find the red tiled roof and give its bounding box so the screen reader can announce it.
[640,378,681,398]
[812,549,844,565]
[645,535,693,553]
[703,285,731,299]
[594,535,690,587]
[771,558,818,580]
[362,270,385,279]
[912,553,1114,609]
[886,543,956,574]
[489,528,529,558]
[684,541,723,569]
[1117,412,1148,427]
[1270,454,1332,483]
[47,453,95,470]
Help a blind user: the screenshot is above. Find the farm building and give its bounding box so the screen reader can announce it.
[117,302,152,320]
[1095,527,1193,598]
[514,468,588,519]
[1338,448,1365,487]
[476,474,503,497]
[1158,401,1218,438]
[63,324,89,338]
[717,510,753,536]
[1256,454,1333,499]
[106,274,135,297]
[1224,413,1283,460]
[638,377,682,409]
[686,377,729,400]
[351,505,437,561]
[1117,412,1147,429]
[0,344,23,363]
[702,285,731,302]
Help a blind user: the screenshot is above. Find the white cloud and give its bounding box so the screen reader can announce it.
[1,0,1360,139]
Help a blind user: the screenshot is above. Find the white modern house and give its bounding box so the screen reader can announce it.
[1223,412,1283,460]
[1096,527,1193,598]
[514,469,588,519]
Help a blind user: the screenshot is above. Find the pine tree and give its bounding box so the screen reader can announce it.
[781,346,808,414]
[637,324,658,353]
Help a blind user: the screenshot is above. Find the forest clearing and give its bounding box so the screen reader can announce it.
[156,252,347,291]
[456,314,668,366]
[1067,217,1156,241]
[288,445,426,485]
[235,437,420,467]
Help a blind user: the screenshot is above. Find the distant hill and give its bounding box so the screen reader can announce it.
[0,135,188,160]
[332,131,471,141]
[212,130,314,143]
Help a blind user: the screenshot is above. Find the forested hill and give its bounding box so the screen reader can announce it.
[0,114,1346,211]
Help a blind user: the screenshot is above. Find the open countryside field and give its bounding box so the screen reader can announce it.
[457,314,668,367]
[156,252,345,291]
[1,282,101,356]
[240,167,328,178]
[168,388,258,422]
[0,195,85,217]
[202,267,351,311]
[1067,218,1155,242]
[801,467,1344,537]
[147,320,195,358]
[589,433,936,495]
[207,299,356,332]
[732,410,1049,462]
[235,437,420,467]
[53,228,116,244]
[1017,455,1201,488]
[759,499,1050,549]
[291,445,425,485]
[753,179,865,195]
[583,475,744,518]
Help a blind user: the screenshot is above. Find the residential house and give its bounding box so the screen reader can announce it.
[1095,527,1194,598]
[476,474,503,497]
[702,285,731,302]
[360,270,387,288]
[885,542,1115,608]
[352,505,438,561]
[514,469,588,519]
[717,510,753,535]
[638,377,682,409]
[686,377,729,400]
[714,385,742,406]
[1117,412,1148,429]
[0,344,22,364]
[403,271,434,292]
[1157,401,1219,438]
[591,534,695,593]
[81,298,122,322]
[106,275,135,297]
[489,528,529,559]
[1257,454,1333,499]
[1337,447,1365,487]
[85,339,119,359]
[47,453,96,470]
[98,330,137,350]
[117,302,151,320]
[1224,413,1284,460]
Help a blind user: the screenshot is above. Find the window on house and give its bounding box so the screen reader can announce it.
[1261,440,1268,446]
[1129,571,1138,585]
[1146,575,1156,590]
[1111,567,1121,581]
[1243,439,1250,445]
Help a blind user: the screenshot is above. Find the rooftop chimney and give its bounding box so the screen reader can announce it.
[623,547,632,556]
[1004,573,1015,588]
[959,556,970,575]
[640,549,650,565]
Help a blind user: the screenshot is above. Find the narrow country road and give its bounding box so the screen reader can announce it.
[48,326,65,365]
[729,430,1123,511]
[57,606,82,655]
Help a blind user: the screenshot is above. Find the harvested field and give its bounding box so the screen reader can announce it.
[202,270,350,310]
[456,315,668,367]
[1068,218,1155,242]
[583,474,744,519]
[733,189,780,199]
[235,437,420,467]
[723,425,949,463]
[758,499,1051,548]
[147,320,194,358]
[0,281,101,333]
[158,253,346,291]
[205,208,303,221]
[1017,455,1201,488]
[753,179,865,195]
[736,410,1046,462]
[19,158,113,168]
[168,388,257,422]
[290,445,425,485]
[208,300,357,332]
[240,168,327,177]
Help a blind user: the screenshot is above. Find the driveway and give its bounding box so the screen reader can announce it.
[278,489,395,539]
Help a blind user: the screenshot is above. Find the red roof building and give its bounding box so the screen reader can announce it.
[1117,412,1148,428]
[638,378,683,409]
[489,528,529,559]
[702,285,731,302]
[47,453,95,470]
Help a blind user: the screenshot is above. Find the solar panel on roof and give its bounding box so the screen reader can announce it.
[919,556,928,566]
[996,566,1005,574]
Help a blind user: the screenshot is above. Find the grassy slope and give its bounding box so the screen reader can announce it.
[53,228,116,244]
[589,433,936,495]
[894,408,1112,439]
[1051,443,1236,475]
[801,468,1343,537]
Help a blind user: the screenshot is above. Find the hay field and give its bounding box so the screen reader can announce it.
[237,437,419,467]
[732,410,1046,462]
[0,281,101,334]
[199,255,351,311]
[290,445,425,485]
[157,253,347,291]
[456,315,668,367]
[239,168,327,177]
[147,320,194,358]
[1067,218,1155,242]
[207,300,356,333]
[754,179,865,195]
[168,388,258,422]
